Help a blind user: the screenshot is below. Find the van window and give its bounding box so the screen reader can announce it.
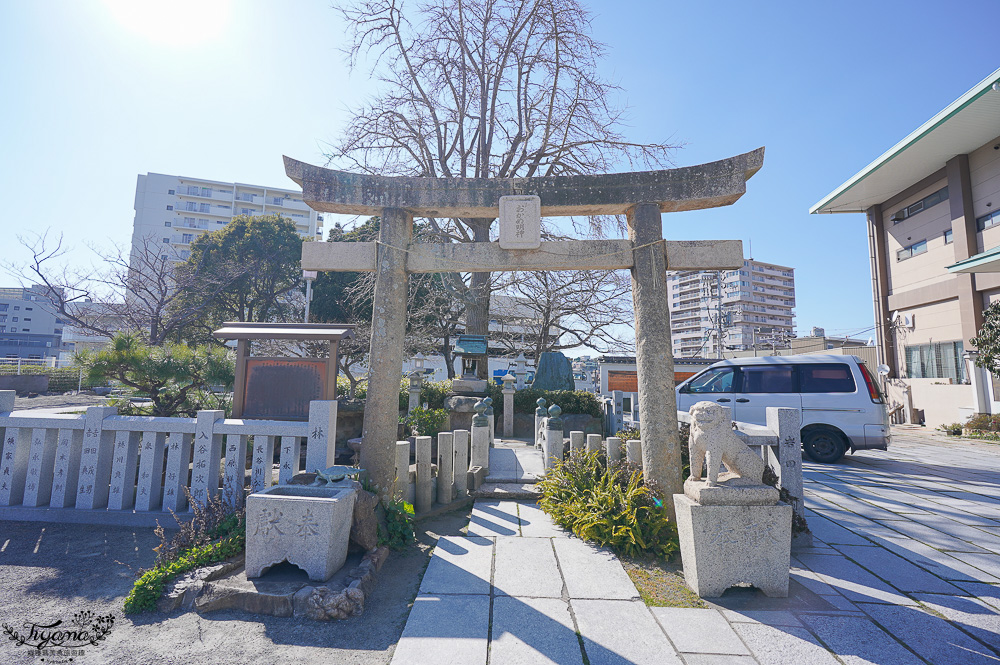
[799,364,856,393]
[741,366,794,393]
[685,367,735,393]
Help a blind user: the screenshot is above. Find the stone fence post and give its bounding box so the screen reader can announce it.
[471,403,490,473]
[544,405,563,471]
[569,431,584,456]
[394,440,410,500]
[437,432,454,505]
[586,434,602,454]
[534,398,547,450]
[306,400,338,473]
[502,373,515,438]
[483,397,495,444]
[626,438,642,465]
[605,436,622,463]
[415,436,432,513]
[453,429,470,496]
[766,407,804,521]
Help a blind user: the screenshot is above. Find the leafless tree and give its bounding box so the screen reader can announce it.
[8,232,223,346]
[493,268,634,359]
[330,0,676,368]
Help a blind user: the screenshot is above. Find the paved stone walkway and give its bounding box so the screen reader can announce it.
[391,430,1000,664]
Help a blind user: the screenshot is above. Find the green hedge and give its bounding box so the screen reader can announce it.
[0,365,102,392]
[498,386,603,418]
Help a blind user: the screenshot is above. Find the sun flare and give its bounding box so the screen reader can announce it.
[102,0,232,46]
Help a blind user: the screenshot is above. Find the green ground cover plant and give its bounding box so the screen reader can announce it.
[538,450,678,558]
[123,489,245,614]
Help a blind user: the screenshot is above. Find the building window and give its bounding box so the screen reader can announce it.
[199,203,210,213]
[977,210,1000,231]
[163,238,170,243]
[168,189,175,195]
[904,341,965,381]
[164,221,172,227]
[944,229,953,244]
[182,233,193,244]
[896,239,928,261]
[166,205,173,210]
[0,305,6,312]
[11,317,17,322]
[22,318,30,322]
[891,187,948,223]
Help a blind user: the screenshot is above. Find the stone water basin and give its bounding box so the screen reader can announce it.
[245,484,357,582]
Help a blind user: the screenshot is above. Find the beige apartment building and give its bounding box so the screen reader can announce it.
[813,67,1000,427]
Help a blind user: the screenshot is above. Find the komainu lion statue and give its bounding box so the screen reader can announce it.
[688,401,765,486]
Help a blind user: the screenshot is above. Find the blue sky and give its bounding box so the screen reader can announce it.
[1,0,997,343]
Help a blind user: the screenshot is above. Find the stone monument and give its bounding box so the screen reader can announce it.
[532,351,575,391]
[674,401,791,598]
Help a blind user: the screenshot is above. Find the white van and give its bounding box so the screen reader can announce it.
[675,355,890,463]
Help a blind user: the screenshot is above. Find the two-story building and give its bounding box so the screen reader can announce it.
[812,67,1000,427]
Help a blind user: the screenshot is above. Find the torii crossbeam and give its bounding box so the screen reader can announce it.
[284,148,764,516]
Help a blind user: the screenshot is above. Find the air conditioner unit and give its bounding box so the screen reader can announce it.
[901,314,915,329]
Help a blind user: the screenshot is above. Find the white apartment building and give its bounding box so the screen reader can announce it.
[132,173,325,263]
[668,259,796,358]
[0,285,67,361]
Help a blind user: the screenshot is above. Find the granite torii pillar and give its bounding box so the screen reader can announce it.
[283,148,765,515]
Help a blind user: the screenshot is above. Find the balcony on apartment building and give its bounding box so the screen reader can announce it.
[176,186,234,202]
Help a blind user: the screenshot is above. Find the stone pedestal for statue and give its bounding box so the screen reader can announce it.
[674,489,791,598]
[246,484,358,582]
[675,400,791,598]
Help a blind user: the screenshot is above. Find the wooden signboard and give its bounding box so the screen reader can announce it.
[243,358,327,420]
[607,370,697,393]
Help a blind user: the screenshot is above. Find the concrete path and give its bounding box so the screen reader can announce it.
[393,429,1000,664]
[484,440,545,482]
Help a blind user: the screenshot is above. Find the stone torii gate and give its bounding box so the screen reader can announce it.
[284,148,764,515]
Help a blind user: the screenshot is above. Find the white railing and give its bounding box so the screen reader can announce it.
[0,391,338,526]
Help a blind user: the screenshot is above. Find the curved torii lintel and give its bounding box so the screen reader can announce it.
[283,148,764,218]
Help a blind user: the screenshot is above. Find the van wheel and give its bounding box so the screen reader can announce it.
[802,428,846,463]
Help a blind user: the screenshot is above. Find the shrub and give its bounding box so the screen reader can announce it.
[962,413,1000,432]
[507,388,603,418]
[379,496,415,550]
[420,379,452,409]
[538,451,678,558]
[336,376,367,400]
[401,406,449,438]
[937,422,963,436]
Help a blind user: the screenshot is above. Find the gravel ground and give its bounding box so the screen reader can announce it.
[0,507,471,665]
